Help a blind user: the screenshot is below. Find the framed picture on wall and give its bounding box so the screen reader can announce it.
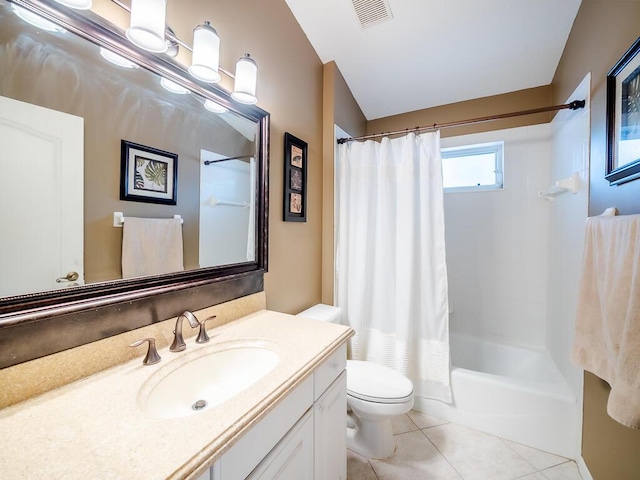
[283,132,307,222]
[120,140,178,205]
[606,36,640,185]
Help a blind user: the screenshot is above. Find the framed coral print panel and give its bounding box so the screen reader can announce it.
[283,132,307,222]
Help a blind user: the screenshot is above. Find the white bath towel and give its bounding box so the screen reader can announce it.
[121,217,184,279]
[572,213,640,428]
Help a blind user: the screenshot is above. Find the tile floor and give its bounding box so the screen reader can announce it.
[347,411,583,480]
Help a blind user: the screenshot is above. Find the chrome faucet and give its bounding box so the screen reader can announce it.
[170,311,200,352]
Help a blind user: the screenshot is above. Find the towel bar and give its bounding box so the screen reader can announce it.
[113,212,183,227]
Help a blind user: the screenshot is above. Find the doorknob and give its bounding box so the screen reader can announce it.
[56,272,79,283]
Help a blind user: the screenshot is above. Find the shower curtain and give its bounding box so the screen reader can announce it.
[336,132,451,403]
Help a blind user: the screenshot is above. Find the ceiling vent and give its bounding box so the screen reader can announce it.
[351,0,393,29]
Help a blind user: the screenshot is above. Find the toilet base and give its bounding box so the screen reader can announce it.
[346,412,396,459]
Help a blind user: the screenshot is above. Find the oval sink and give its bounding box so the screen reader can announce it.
[140,345,279,419]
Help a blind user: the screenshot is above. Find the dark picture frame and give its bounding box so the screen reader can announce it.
[606,37,640,185]
[120,140,178,205]
[283,132,307,222]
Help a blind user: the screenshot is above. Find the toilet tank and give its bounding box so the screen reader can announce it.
[297,304,342,324]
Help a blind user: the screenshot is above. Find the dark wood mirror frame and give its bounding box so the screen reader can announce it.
[0,0,269,369]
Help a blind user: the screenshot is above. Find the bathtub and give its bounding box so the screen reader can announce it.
[415,332,580,458]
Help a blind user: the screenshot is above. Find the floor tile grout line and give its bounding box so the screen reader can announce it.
[498,436,542,473]
[417,426,466,479]
[498,436,573,474]
[365,457,381,480]
[538,459,574,474]
[405,412,420,431]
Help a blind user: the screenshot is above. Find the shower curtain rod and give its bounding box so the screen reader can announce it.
[336,99,586,144]
[203,155,253,165]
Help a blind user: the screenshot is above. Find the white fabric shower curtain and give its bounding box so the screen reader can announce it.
[336,132,451,403]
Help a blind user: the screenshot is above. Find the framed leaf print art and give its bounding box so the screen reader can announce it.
[120,140,178,205]
[606,37,640,185]
[283,132,307,222]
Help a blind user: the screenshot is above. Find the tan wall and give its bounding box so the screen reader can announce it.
[321,62,367,304]
[552,1,640,478]
[367,86,553,139]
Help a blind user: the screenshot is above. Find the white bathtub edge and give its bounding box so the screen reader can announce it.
[413,369,582,460]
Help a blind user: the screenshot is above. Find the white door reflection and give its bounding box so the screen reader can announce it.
[0,95,84,296]
[199,149,255,268]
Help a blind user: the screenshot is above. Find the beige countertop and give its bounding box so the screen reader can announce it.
[0,310,353,480]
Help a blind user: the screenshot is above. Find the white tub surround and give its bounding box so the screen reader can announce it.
[416,333,579,459]
[0,310,353,479]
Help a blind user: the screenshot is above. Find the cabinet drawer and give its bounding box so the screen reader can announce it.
[313,343,346,401]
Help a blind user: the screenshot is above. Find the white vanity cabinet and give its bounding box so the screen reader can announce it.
[314,372,347,480]
[208,343,347,480]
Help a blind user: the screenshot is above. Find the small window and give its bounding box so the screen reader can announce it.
[441,141,504,192]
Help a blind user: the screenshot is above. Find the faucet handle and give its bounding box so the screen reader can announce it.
[129,337,161,365]
[196,315,217,344]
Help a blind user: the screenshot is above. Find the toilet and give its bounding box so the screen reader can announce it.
[297,304,414,459]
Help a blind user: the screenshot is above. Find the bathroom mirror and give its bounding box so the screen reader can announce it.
[0,0,269,363]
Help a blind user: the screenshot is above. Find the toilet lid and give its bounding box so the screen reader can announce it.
[346,360,414,404]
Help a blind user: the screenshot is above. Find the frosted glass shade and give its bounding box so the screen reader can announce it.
[53,0,92,9]
[99,48,138,69]
[161,78,190,95]
[126,0,168,53]
[11,4,65,32]
[189,22,221,83]
[232,54,258,105]
[204,99,228,114]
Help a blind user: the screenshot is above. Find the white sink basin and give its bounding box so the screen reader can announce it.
[139,344,279,419]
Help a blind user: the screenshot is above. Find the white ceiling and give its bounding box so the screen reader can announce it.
[284,0,582,120]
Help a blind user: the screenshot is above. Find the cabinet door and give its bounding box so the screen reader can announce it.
[194,468,211,480]
[247,409,314,480]
[314,371,347,480]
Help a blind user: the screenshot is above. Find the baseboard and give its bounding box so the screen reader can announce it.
[576,456,593,480]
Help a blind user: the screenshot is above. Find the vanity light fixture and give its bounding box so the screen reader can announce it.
[53,0,92,10]
[126,0,168,54]
[204,99,228,114]
[231,54,258,105]
[106,0,260,104]
[11,3,65,32]
[161,78,190,95]
[188,21,221,83]
[99,47,139,69]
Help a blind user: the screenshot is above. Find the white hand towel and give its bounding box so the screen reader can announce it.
[572,213,640,428]
[121,217,184,279]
